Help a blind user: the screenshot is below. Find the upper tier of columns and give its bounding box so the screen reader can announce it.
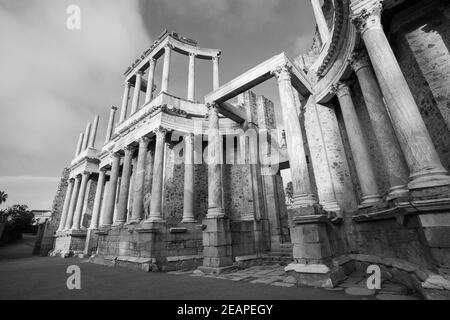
[310,0,330,45]
[74,115,101,157]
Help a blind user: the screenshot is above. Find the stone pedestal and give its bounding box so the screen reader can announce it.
[52,229,87,257]
[199,218,234,274]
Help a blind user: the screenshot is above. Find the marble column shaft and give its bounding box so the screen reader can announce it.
[148,128,166,222]
[212,56,220,91]
[350,50,409,198]
[188,53,196,100]
[161,45,172,92]
[102,153,120,226]
[145,59,156,103]
[64,176,80,230]
[352,2,450,190]
[273,64,317,208]
[116,146,134,224]
[88,115,99,148]
[130,72,143,115]
[71,171,90,230]
[131,137,149,222]
[82,123,91,151]
[119,82,131,122]
[334,82,382,205]
[310,0,330,44]
[75,133,84,157]
[90,170,106,229]
[182,133,196,222]
[105,106,117,143]
[58,178,74,231]
[207,104,225,218]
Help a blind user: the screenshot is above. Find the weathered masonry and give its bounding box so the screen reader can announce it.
[48,0,450,290]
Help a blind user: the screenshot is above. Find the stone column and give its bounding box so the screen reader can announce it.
[119,82,131,122]
[350,49,409,199]
[352,1,450,190]
[212,55,220,91]
[82,122,91,151]
[161,44,172,92]
[71,171,90,230]
[64,176,80,230]
[130,71,143,115]
[130,137,149,222]
[88,115,99,148]
[187,53,196,101]
[207,104,225,218]
[333,82,382,205]
[147,127,167,222]
[89,170,106,229]
[310,0,330,44]
[272,64,317,208]
[182,133,196,223]
[145,59,156,103]
[115,146,134,225]
[105,106,117,143]
[75,133,84,157]
[57,178,74,231]
[102,152,120,227]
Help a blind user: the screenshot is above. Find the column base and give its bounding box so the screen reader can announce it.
[207,208,225,219]
[112,221,126,227]
[408,168,450,190]
[143,217,165,224]
[292,194,317,207]
[284,263,346,288]
[386,185,409,201]
[181,218,197,223]
[125,219,142,225]
[321,200,342,216]
[359,194,383,208]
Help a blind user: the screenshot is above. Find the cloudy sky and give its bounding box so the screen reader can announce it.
[0,0,315,210]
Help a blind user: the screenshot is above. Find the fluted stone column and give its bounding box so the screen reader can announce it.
[147,127,166,222]
[352,1,450,190]
[82,123,91,151]
[145,59,156,103]
[206,104,225,218]
[119,82,131,122]
[272,64,317,208]
[88,115,99,148]
[350,49,409,199]
[130,137,149,222]
[212,55,220,91]
[310,0,330,44]
[58,178,75,231]
[334,82,382,206]
[75,133,84,157]
[71,171,90,230]
[188,53,196,101]
[64,176,80,230]
[105,106,117,143]
[89,170,106,229]
[115,146,134,225]
[102,152,120,227]
[161,44,172,92]
[130,71,143,115]
[182,133,196,223]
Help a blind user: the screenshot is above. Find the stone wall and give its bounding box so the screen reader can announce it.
[38,168,69,256]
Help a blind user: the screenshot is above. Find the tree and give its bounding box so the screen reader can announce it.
[2,204,35,234]
[0,191,7,205]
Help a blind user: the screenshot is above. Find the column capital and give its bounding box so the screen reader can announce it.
[111,105,118,111]
[124,145,135,155]
[184,132,194,140]
[331,82,351,98]
[212,55,220,63]
[164,43,174,50]
[349,49,371,72]
[271,63,292,81]
[110,151,121,159]
[81,170,91,177]
[153,126,168,139]
[189,52,197,58]
[206,103,220,120]
[149,58,156,66]
[351,0,383,35]
[124,81,131,88]
[135,70,144,76]
[100,167,108,173]
[68,177,75,183]
[138,136,151,146]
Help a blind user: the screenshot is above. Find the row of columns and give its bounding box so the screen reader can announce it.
[252,0,450,211]
[61,127,198,231]
[117,44,221,127]
[74,115,100,157]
